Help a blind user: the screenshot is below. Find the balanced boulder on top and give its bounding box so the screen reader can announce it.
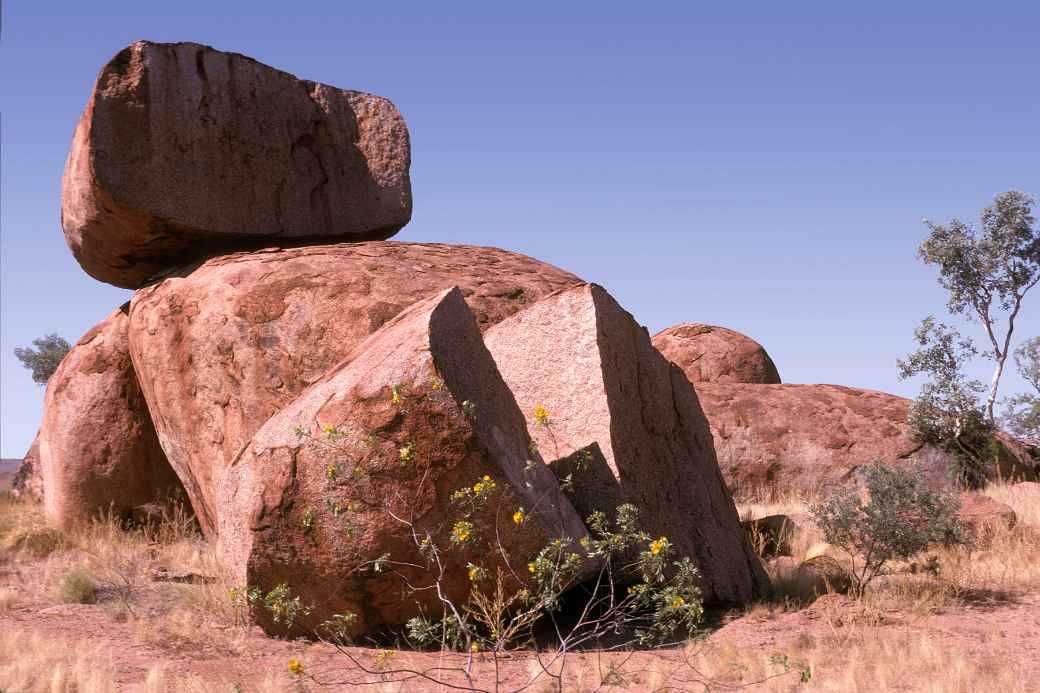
[61,40,412,288]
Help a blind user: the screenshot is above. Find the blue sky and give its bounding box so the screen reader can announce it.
[2,1,1038,456]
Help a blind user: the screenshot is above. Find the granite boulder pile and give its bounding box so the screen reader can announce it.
[24,40,770,637]
[654,324,1038,497]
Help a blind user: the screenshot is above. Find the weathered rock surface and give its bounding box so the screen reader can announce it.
[62,40,411,288]
[696,383,1038,499]
[741,513,820,558]
[129,242,583,536]
[218,287,589,636]
[994,432,1040,482]
[11,433,43,502]
[39,306,185,529]
[956,493,1017,540]
[546,443,620,524]
[483,284,770,604]
[652,323,780,385]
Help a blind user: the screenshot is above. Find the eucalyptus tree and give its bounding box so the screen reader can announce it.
[14,333,71,385]
[913,190,1038,423]
[899,191,1038,485]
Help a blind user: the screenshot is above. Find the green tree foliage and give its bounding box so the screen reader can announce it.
[897,319,993,486]
[811,461,963,595]
[14,333,71,385]
[1002,336,1040,440]
[916,190,1039,423]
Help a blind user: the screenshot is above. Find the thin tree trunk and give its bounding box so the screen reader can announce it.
[980,292,1026,425]
[986,358,1005,424]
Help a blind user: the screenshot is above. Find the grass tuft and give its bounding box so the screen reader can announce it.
[59,567,97,604]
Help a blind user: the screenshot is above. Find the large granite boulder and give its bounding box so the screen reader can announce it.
[128,242,583,535]
[697,383,1038,499]
[483,284,770,604]
[218,288,589,636]
[62,40,411,288]
[11,433,43,502]
[39,306,185,529]
[652,323,780,384]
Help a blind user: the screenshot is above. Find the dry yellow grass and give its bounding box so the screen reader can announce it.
[934,481,1040,597]
[0,491,247,645]
[0,491,270,690]
[984,480,1040,526]
[675,626,1034,692]
[0,630,288,693]
[0,630,119,693]
[2,475,1038,692]
[735,495,812,524]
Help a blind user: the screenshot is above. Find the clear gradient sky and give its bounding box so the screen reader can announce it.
[2,1,1038,456]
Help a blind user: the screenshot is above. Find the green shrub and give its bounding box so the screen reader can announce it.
[5,525,65,557]
[247,583,311,632]
[811,461,964,594]
[60,567,97,604]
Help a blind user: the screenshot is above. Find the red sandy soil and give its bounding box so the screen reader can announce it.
[4,590,1039,691]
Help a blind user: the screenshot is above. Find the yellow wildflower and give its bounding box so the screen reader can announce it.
[649,537,668,556]
[512,508,526,525]
[430,378,443,390]
[671,595,686,609]
[322,423,336,435]
[391,385,402,404]
[470,642,480,653]
[399,442,415,463]
[528,562,537,574]
[288,658,304,676]
[451,520,474,544]
[472,475,494,495]
[533,404,550,426]
[468,564,481,582]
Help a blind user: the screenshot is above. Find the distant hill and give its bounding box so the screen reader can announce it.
[0,458,21,491]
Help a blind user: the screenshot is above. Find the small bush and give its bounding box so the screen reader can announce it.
[811,461,964,594]
[60,568,97,604]
[4,525,66,557]
[247,583,311,632]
